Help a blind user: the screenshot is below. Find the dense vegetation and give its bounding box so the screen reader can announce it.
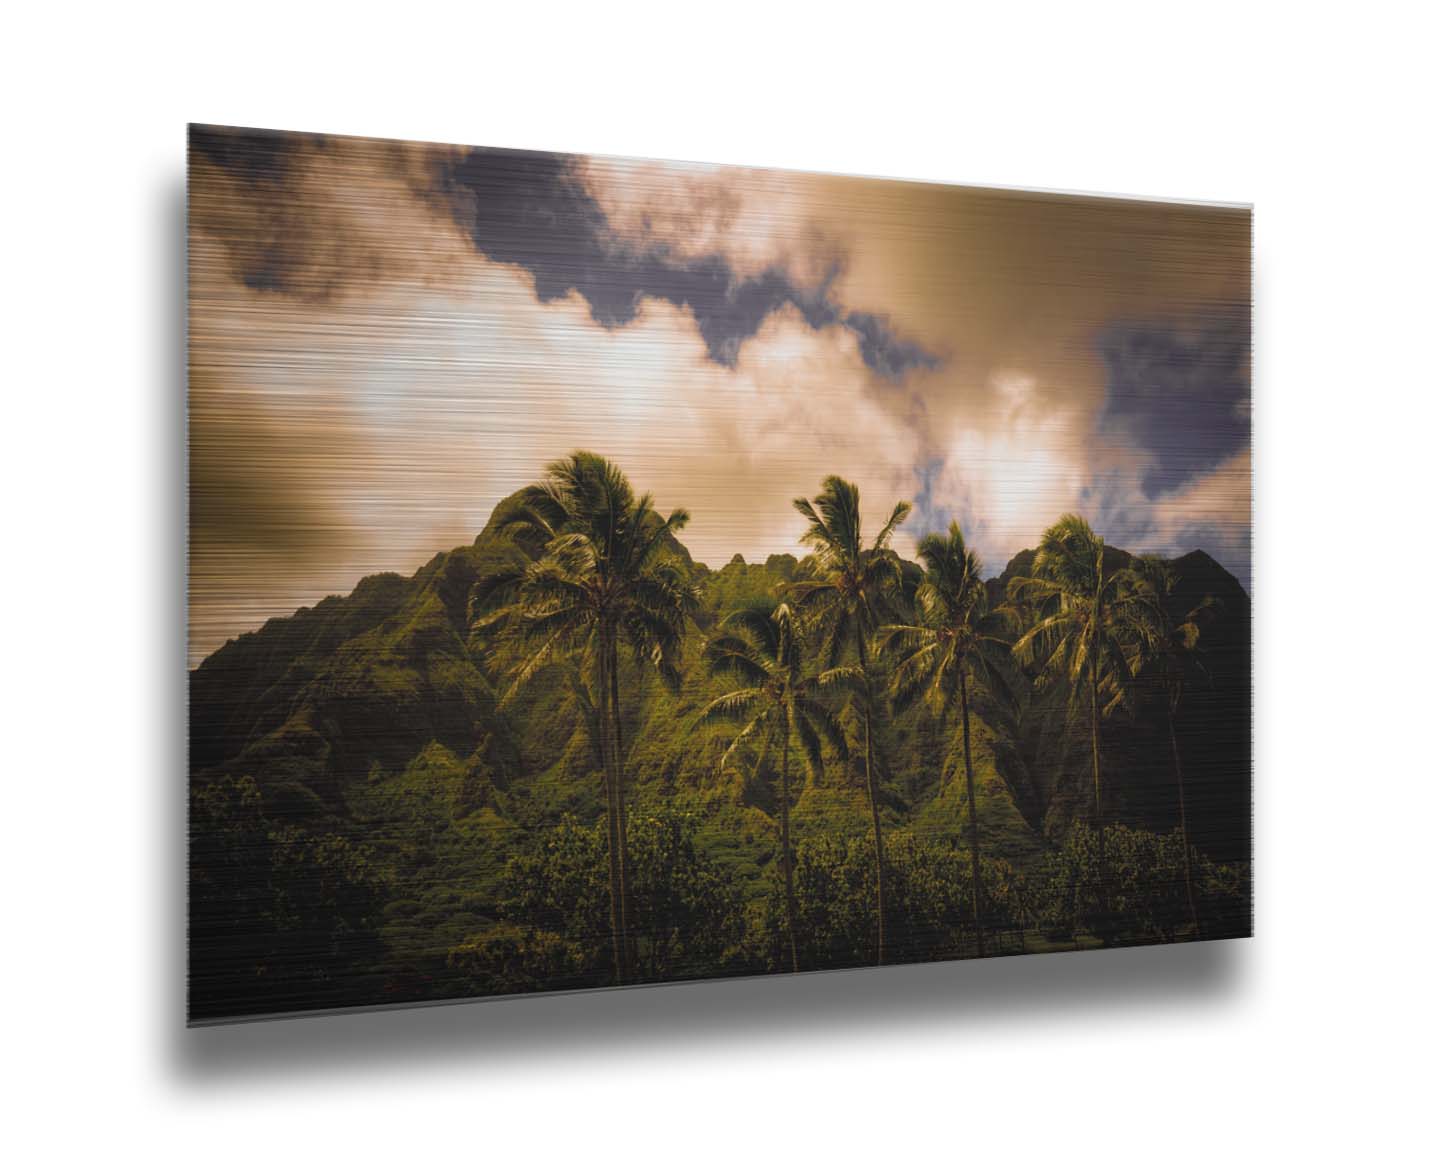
[189,453,1250,1020]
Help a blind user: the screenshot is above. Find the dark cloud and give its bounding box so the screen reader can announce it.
[190,129,943,379]
[189,125,463,302]
[909,456,955,539]
[190,123,298,187]
[845,310,943,380]
[190,125,316,296]
[1097,309,1250,498]
[437,146,941,379]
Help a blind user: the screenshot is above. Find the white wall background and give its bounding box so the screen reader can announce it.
[4,2,1436,1146]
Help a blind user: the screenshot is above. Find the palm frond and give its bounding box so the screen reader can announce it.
[693,688,767,727]
[792,708,824,778]
[702,632,774,686]
[718,713,768,772]
[794,695,849,779]
[873,500,912,550]
[816,663,865,689]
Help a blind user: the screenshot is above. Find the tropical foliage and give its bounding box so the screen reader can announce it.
[784,476,912,964]
[188,454,1252,1018]
[697,600,854,970]
[880,522,1011,955]
[1008,514,1152,937]
[1131,556,1225,935]
[469,452,697,981]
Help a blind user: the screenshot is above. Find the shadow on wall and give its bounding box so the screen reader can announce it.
[162,174,1250,1088]
[169,939,1246,1084]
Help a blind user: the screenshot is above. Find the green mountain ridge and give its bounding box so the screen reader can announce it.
[189,495,1250,1018]
[193,518,1248,817]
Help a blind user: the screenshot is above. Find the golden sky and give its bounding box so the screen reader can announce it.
[188,126,1251,667]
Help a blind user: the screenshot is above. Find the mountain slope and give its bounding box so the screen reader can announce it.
[192,510,1250,849]
[188,500,1251,1017]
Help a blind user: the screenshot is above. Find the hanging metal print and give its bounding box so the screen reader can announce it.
[188,125,1252,1023]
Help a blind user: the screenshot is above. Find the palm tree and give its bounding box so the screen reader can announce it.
[785,476,911,965]
[973,671,1077,844]
[471,452,696,982]
[1008,514,1147,932]
[880,522,1010,957]
[696,601,855,972]
[1132,557,1222,938]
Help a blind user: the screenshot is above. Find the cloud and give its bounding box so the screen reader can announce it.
[189,124,474,302]
[193,129,944,384]
[1096,310,1250,498]
[434,145,941,380]
[844,309,943,381]
[187,158,928,664]
[1127,449,1252,585]
[188,131,485,664]
[187,127,1253,662]
[915,373,1095,566]
[578,156,833,282]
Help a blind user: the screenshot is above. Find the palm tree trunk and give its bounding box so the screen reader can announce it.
[779,726,800,973]
[608,638,634,978]
[856,625,887,967]
[960,671,985,958]
[1168,704,1201,937]
[1090,652,1107,937]
[597,639,628,983]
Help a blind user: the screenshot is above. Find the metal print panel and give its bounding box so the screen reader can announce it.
[187,125,1252,1023]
